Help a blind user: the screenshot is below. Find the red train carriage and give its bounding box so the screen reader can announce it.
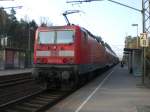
[105,44,119,67]
[33,25,118,89]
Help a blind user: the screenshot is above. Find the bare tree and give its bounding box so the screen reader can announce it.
[39,17,53,27]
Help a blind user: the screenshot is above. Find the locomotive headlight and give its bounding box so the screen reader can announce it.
[36,58,41,63]
[63,58,74,64]
[36,58,48,63]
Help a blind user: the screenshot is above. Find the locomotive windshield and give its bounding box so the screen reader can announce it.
[57,31,74,44]
[38,30,74,44]
[38,32,55,44]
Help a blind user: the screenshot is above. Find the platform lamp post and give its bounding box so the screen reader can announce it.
[132,24,139,48]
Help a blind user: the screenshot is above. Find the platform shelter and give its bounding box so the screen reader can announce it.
[124,48,142,76]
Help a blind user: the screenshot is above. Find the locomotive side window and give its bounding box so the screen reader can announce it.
[81,31,87,42]
[57,30,74,44]
[84,32,88,40]
[38,32,55,44]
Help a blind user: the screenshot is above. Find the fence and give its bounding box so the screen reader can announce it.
[0,48,31,70]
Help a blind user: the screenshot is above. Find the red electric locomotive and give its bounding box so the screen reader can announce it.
[33,25,118,89]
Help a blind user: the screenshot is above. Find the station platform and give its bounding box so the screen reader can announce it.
[47,65,150,112]
[0,68,32,76]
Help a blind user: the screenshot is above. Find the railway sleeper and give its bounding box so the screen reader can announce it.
[34,97,54,102]
[28,99,48,105]
[9,105,37,112]
[21,102,43,108]
[38,95,60,99]
[4,109,21,112]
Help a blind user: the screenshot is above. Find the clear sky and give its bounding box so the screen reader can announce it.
[0,0,142,59]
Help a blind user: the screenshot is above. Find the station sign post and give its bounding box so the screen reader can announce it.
[140,33,149,47]
[140,33,149,84]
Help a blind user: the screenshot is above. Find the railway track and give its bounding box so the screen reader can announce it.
[0,72,71,112]
[0,73,44,107]
[0,73,97,112]
[0,73,34,88]
[0,89,69,112]
[0,67,110,112]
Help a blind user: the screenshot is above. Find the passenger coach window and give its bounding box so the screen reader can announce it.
[57,30,74,44]
[38,32,55,44]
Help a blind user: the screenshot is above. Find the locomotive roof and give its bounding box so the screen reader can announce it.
[80,27,104,44]
[38,25,80,30]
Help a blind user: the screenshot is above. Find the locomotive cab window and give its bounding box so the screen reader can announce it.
[57,30,74,44]
[38,30,74,44]
[38,31,55,44]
